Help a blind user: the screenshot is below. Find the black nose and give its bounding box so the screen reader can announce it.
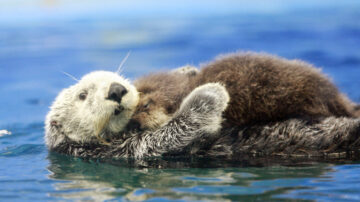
[126,119,142,131]
[108,83,128,103]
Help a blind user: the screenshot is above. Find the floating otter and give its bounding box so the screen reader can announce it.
[45,54,360,160]
[130,52,357,131]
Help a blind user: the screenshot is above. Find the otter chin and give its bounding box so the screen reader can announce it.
[45,71,139,149]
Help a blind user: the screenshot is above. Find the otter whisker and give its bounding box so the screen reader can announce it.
[116,51,131,74]
[60,71,79,82]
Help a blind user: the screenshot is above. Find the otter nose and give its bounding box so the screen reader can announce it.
[107,83,128,103]
[126,119,142,131]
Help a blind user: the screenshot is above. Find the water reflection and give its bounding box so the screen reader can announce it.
[47,153,336,201]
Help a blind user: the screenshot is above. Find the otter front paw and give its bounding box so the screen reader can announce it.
[178,83,230,133]
[171,65,199,77]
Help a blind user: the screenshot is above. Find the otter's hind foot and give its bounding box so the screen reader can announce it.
[178,83,230,134]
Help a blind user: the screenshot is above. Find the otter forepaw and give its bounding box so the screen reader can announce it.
[184,83,230,113]
[178,83,230,133]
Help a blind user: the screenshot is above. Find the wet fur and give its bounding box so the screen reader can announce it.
[51,116,360,159]
[132,52,356,130]
[205,117,360,158]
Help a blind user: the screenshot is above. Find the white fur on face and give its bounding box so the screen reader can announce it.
[45,71,139,148]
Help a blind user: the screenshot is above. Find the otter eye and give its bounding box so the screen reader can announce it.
[143,100,153,109]
[79,92,88,100]
[143,103,150,109]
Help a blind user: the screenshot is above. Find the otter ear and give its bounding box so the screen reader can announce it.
[50,120,59,127]
[45,119,66,150]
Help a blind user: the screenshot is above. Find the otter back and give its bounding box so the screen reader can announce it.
[131,52,356,130]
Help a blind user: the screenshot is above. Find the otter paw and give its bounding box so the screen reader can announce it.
[184,83,230,113]
[178,83,230,133]
[171,65,199,76]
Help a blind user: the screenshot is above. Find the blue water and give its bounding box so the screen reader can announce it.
[1,0,360,201]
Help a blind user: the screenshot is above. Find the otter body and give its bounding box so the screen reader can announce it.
[132,52,356,130]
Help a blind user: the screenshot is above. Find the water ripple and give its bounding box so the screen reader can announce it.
[0,144,45,157]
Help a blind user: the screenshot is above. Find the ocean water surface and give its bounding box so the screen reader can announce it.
[1,0,360,201]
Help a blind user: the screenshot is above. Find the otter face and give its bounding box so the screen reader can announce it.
[128,92,172,131]
[45,71,139,149]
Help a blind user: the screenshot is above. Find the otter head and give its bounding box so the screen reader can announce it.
[127,72,191,131]
[127,92,173,131]
[45,71,139,149]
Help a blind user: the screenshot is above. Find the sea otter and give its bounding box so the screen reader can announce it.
[130,52,357,131]
[44,55,360,159]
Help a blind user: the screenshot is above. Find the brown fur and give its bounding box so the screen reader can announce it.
[131,52,357,130]
[132,73,194,129]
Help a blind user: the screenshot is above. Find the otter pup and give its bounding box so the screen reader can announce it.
[130,52,357,131]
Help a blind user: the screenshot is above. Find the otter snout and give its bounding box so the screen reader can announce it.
[107,82,128,103]
[126,119,142,131]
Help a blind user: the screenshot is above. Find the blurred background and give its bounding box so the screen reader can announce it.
[1,1,360,201]
[0,0,360,125]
